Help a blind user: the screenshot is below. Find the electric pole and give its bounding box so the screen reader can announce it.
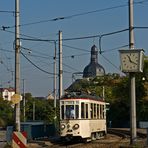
[23,79,26,122]
[33,102,35,121]
[53,41,57,135]
[59,31,63,99]
[54,41,57,113]
[15,0,20,132]
[129,0,137,144]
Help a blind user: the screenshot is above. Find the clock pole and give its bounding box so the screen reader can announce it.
[129,0,137,145]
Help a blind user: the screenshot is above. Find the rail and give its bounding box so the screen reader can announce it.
[107,128,147,139]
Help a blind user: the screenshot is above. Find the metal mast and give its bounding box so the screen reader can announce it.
[59,31,63,99]
[54,41,57,111]
[23,79,26,122]
[129,0,137,144]
[15,0,20,131]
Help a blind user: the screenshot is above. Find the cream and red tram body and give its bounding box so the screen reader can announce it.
[60,92,108,141]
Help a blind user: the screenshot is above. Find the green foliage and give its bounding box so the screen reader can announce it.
[143,59,148,80]
[22,94,60,124]
[0,98,14,127]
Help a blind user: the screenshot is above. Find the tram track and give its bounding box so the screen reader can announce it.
[27,128,147,147]
[107,128,130,139]
[107,128,147,139]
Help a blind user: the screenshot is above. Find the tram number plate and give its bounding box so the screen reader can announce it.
[65,101,74,104]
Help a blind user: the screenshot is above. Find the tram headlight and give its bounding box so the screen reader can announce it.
[72,124,79,130]
[61,124,65,130]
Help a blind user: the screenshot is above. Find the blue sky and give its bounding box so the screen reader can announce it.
[0,0,148,97]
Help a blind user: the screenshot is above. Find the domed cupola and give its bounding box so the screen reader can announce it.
[83,45,105,78]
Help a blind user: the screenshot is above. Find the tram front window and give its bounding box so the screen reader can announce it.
[65,105,79,119]
[66,105,75,119]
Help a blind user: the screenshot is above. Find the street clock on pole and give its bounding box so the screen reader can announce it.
[119,49,144,73]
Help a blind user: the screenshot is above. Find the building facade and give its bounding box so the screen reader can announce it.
[0,88,15,101]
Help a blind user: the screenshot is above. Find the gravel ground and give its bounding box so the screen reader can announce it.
[0,130,148,148]
[27,135,148,148]
[0,130,6,148]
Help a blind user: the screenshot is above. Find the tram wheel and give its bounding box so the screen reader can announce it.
[96,132,101,139]
[91,133,96,141]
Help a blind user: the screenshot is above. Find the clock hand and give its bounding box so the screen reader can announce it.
[127,55,133,63]
[131,60,137,65]
[127,55,137,65]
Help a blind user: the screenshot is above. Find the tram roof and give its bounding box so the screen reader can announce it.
[61,91,104,102]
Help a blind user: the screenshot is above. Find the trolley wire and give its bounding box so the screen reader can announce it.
[99,28,129,54]
[20,50,56,75]
[100,54,122,73]
[1,26,148,76]
[1,0,148,29]
[0,10,14,13]
[1,3,128,29]
[21,46,54,59]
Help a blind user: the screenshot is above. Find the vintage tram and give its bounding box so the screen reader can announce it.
[60,92,109,142]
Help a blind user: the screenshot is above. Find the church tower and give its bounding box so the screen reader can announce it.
[83,45,105,78]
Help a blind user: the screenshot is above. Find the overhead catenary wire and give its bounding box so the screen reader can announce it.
[19,37,55,42]
[0,28,55,42]
[1,26,148,58]
[63,62,80,72]
[63,44,89,52]
[21,46,54,59]
[99,28,129,54]
[20,51,56,75]
[101,44,129,53]
[0,10,15,13]
[19,28,129,42]
[2,26,147,62]
[134,26,148,29]
[63,53,89,59]
[1,25,148,78]
[1,0,148,29]
[100,54,122,73]
[20,50,75,75]
[1,3,128,29]
[1,26,148,44]
[20,48,80,76]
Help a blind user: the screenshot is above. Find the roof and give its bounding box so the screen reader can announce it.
[0,88,15,92]
[83,45,105,78]
[83,62,105,78]
[61,91,103,101]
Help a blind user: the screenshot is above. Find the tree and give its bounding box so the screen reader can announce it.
[135,59,148,121]
[0,98,14,127]
[22,93,60,123]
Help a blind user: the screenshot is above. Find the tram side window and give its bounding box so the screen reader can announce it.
[102,105,105,119]
[81,103,84,118]
[100,105,103,119]
[86,104,88,119]
[94,104,96,118]
[90,103,93,119]
[75,105,79,119]
[61,105,64,119]
[97,104,99,119]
